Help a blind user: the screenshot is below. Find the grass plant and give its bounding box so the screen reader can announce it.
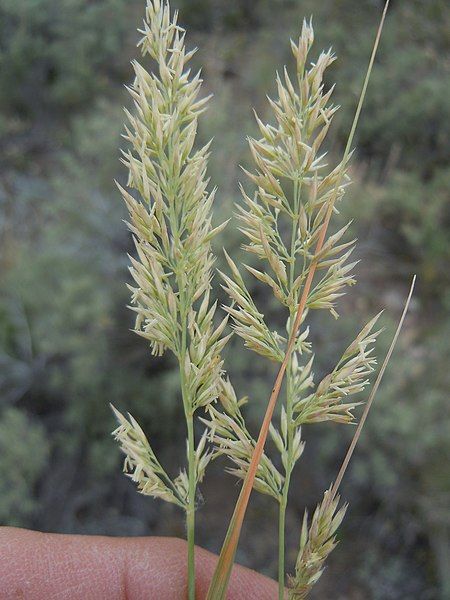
[112,1,414,598]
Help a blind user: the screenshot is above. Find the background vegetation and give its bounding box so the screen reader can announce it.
[0,1,448,598]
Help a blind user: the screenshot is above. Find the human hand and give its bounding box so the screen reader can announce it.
[0,527,277,599]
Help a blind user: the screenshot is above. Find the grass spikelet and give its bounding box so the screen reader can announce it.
[288,489,347,599]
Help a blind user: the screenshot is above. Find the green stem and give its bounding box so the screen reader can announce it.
[278,179,302,598]
[178,286,196,599]
[278,357,294,599]
[186,412,196,600]
[278,494,286,599]
[278,472,290,599]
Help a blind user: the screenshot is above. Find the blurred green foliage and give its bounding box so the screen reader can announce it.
[0,0,448,598]
[0,407,49,524]
[0,0,129,116]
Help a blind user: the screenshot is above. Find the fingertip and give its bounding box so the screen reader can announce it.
[0,528,278,599]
